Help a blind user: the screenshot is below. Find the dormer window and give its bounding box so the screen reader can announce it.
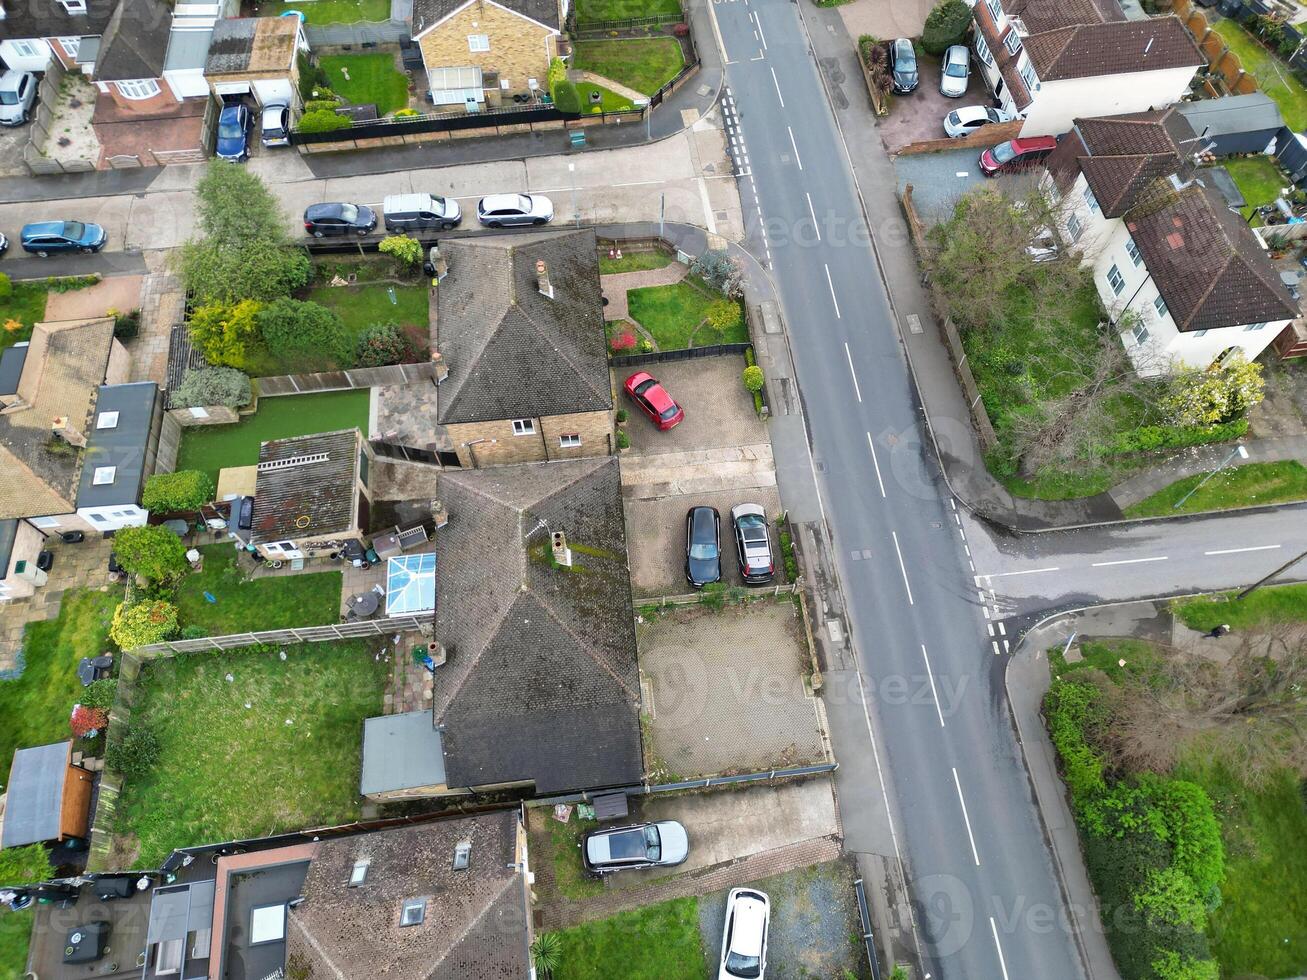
[60,0,87,14]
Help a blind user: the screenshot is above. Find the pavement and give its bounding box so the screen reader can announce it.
[836,0,934,42]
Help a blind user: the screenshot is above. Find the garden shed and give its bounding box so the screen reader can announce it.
[1,741,94,849]
[1177,92,1284,156]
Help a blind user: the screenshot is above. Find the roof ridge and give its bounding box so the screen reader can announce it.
[421,873,522,979]
[535,594,640,703]
[518,301,610,407]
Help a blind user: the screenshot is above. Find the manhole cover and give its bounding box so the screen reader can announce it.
[697,84,712,97]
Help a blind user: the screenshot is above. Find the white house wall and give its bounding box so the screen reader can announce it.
[0,38,54,72]
[1019,65,1198,138]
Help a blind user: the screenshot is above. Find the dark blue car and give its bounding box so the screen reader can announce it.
[20,221,107,257]
[216,104,251,162]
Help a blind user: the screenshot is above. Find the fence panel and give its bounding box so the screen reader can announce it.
[254,360,440,396]
[609,342,750,368]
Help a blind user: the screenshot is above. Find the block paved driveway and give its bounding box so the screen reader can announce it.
[639,602,826,779]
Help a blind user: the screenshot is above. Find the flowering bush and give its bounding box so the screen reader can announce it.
[70,704,108,738]
[110,599,179,650]
[1163,356,1265,427]
[610,326,638,352]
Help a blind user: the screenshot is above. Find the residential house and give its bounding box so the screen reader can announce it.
[360,455,643,799]
[971,0,1203,137]
[0,517,47,601]
[0,319,167,547]
[412,0,564,110]
[1,741,94,850]
[203,15,304,108]
[1046,109,1298,375]
[0,0,116,74]
[249,428,372,561]
[436,228,614,468]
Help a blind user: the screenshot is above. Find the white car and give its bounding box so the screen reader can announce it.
[944,105,1014,138]
[0,70,37,127]
[719,888,770,979]
[260,103,291,147]
[476,193,554,227]
[940,45,971,98]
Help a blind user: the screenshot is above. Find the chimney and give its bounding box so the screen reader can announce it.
[430,499,449,529]
[430,350,449,384]
[51,416,87,448]
[536,259,554,300]
[551,530,572,567]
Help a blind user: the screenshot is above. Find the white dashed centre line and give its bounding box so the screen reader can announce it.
[787,125,803,170]
[770,64,784,107]
[1205,544,1281,555]
[825,264,841,318]
[891,531,914,605]
[990,918,1012,980]
[953,767,981,866]
[922,644,945,728]
[1091,556,1168,567]
[805,191,820,240]
[865,432,886,497]
[844,342,861,402]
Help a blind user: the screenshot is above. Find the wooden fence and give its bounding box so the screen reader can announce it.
[254,360,440,397]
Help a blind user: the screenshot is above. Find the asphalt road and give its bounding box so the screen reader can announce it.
[710,1,1083,976]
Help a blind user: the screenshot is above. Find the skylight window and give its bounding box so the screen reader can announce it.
[92,466,115,485]
[96,411,119,429]
[400,898,426,927]
[350,860,369,886]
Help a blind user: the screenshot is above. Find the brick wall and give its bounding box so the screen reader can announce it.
[446,409,612,467]
[105,338,132,387]
[418,0,558,97]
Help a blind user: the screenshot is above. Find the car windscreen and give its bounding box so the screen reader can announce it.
[62,221,85,240]
[945,58,968,77]
[0,90,18,106]
[726,951,762,978]
[689,536,718,560]
[985,108,1002,123]
[515,195,533,212]
[218,117,244,139]
[338,204,359,222]
[658,404,679,421]
[991,141,1018,163]
[644,825,661,861]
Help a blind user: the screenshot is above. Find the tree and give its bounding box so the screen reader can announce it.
[355,322,419,367]
[110,599,179,650]
[70,704,108,738]
[690,250,745,298]
[1163,355,1265,427]
[176,164,310,304]
[171,366,251,409]
[106,724,160,777]
[921,0,971,55]
[112,524,188,583]
[143,470,215,513]
[378,234,423,268]
[188,300,263,369]
[0,843,50,885]
[258,297,351,370]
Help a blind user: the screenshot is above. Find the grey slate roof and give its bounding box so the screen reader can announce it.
[413,0,559,36]
[432,457,642,794]
[360,710,446,796]
[76,382,158,511]
[251,428,360,544]
[435,229,612,425]
[92,0,173,81]
[163,25,213,72]
[2,741,70,849]
[0,0,116,45]
[1176,92,1285,139]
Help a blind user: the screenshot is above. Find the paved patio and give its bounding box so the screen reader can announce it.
[127,271,186,385]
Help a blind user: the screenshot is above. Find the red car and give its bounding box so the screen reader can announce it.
[624,371,684,430]
[978,135,1058,176]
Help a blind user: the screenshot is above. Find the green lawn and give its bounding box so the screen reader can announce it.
[0,589,120,774]
[574,0,682,23]
[1124,460,1307,517]
[1220,156,1289,224]
[0,281,48,350]
[1212,19,1307,130]
[174,544,342,636]
[576,80,638,113]
[306,281,428,337]
[318,53,410,115]
[113,641,386,867]
[1050,636,1161,684]
[265,0,390,25]
[1173,581,1307,632]
[546,813,604,900]
[626,278,747,349]
[571,38,686,96]
[548,897,707,979]
[0,907,32,978]
[174,389,370,487]
[601,251,673,275]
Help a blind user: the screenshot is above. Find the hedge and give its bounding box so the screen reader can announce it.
[1098,419,1248,458]
[921,0,972,56]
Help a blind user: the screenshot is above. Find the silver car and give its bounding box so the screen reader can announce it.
[581,820,689,873]
[260,103,291,147]
[476,193,554,228]
[0,70,37,127]
[940,45,971,98]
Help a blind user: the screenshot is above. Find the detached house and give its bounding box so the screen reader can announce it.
[1047,109,1298,375]
[971,0,1203,137]
[412,0,564,110]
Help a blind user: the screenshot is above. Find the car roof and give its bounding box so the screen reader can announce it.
[690,506,717,530]
[0,70,25,90]
[385,193,440,211]
[261,103,287,119]
[22,221,69,237]
[306,202,353,218]
[479,193,527,211]
[219,103,244,116]
[945,45,968,61]
[729,892,768,953]
[642,380,675,411]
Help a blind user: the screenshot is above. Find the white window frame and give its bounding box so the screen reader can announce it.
[89,513,110,524]
[58,37,81,59]
[986,0,1002,21]
[511,418,535,436]
[10,40,40,59]
[30,516,61,529]
[1003,31,1021,55]
[1018,61,1038,91]
[1153,294,1168,320]
[1131,321,1150,346]
[1124,238,1142,267]
[1107,264,1125,295]
[975,34,993,66]
[115,78,161,100]
[559,433,581,448]
[1066,213,1082,243]
[1243,321,1267,332]
[467,34,490,53]
[60,0,87,13]
[1083,186,1099,214]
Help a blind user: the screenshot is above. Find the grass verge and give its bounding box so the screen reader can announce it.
[548,896,707,979]
[318,53,410,114]
[571,38,685,95]
[174,544,342,635]
[1172,581,1307,631]
[1123,460,1307,517]
[574,0,681,22]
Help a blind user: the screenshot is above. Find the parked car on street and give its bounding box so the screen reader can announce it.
[303,202,377,237]
[581,821,689,873]
[0,70,37,126]
[623,370,684,430]
[890,38,918,93]
[20,220,107,256]
[979,135,1058,175]
[476,193,553,227]
[730,504,774,584]
[383,193,461,232]
[0,233,8,256]
[215,104,252,162]
[260,103,291,147]
[943,104,1015,138]
[685,505,722,588]
[939,45,971,98]
[718,888,770,979]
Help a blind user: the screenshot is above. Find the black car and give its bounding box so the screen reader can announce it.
[303,202,377,237]
[684,505,721,588]
[730,503,774,585]
[890,38,918,94]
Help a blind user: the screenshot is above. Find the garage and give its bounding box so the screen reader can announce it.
[204,16,302,108]
[253,77,294,107]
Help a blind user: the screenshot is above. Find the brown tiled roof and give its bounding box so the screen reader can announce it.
[1006,0,1110,32]
[250,428,360,543]
[287,812,529,980]
[1126,184,1298,332]
[1024,17,1202,81]
[0,318,116,521]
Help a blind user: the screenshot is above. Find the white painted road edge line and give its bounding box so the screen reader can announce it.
[891,530,914,605]
[921,644,945,728]
[826,264,841,318]
[770,64,784,107]
[754,8,768,48]
[787,125,803,170]
[865,431,886,497]
[805,191,820,239]
[990,917,1012,980]
[1205,544,1281,555]
[1091,555,1168,567]
[980,566,1060,579]
[844,342,862,402]
[953,767,981,866]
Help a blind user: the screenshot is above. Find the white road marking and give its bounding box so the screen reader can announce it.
[997,621,1006,636]
[990,918,1011,980]
[1205,544,1281,555]
[981,566,1060,579]
[787,125,803,170]
[1091,556,1168,567]
[825,264,841,318]
[891,531,914,605]
[844,343,862,402]
[953,768,981,865]
[753,9,769,48]
[992,639,1001,655]
[921,645,946,727]
[612,179,662,187]
[770,64,785,107]
[865,432,886,497]
[805,191,820,239]
[697,177,717,235]
[855,670,910,893]
[987,622,995,636]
